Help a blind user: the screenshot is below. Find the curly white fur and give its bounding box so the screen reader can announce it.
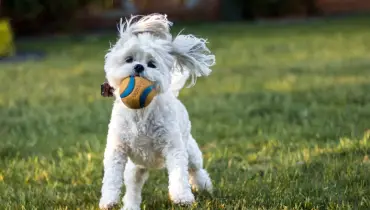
[99,14,215,210]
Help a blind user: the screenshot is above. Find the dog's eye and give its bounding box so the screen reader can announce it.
[147,60,156,68]
[125,56,133,63]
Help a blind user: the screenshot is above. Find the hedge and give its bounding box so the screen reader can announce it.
[1,0,95,35]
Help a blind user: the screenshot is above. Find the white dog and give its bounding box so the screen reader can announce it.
[99,14,215,210]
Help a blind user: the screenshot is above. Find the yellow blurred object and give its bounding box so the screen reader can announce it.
[0,18,15,57]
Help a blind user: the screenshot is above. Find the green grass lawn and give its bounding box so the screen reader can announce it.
[1,17,370,210]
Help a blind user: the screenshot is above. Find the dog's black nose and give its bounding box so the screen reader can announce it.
[134,64,144,73]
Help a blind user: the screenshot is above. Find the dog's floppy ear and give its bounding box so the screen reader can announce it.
[171,34,215,87]
[101,80,114,97]
[118,14,173,41]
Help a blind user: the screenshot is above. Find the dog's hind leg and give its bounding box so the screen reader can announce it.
[122,159,149,210]
[187,135,213,193]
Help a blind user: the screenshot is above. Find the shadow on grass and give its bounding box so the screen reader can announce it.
[133,140,370,210]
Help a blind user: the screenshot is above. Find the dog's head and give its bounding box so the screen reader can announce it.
[104,14,215,95]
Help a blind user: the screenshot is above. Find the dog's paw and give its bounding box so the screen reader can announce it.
[122,198,141,210]
[169,189,195,206]
[121,204,141,210]
[99,197,119,210]
[191,179,213,195]
[190,169,213,194]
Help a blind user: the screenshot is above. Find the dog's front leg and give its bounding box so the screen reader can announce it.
[122,160,149,210]
[163,132,195,206]
[99,129,127,210]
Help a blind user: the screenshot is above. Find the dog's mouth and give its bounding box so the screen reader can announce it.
[130,74,161,92]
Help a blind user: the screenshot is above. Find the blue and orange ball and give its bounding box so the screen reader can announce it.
[119,75,157,109]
